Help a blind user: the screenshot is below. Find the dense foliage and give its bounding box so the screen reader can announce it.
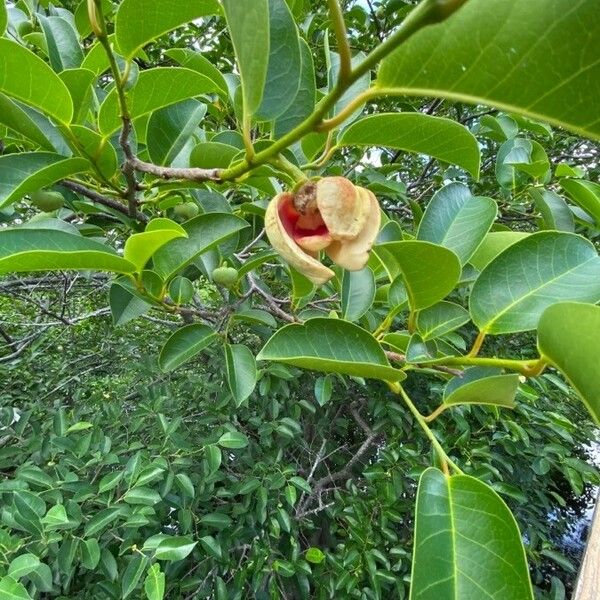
[0,0,599,599]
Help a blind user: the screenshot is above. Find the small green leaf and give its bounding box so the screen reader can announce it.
[41,504,70,529]
[411,468,533,600]
[81,538,101,570]
[8,554,41,580]
[0,39,73,123]
[115,0,220,59]
[199,536,222,560]
[70,125,118,179]
[529,188,574,233]
[444,367,520,408]
[257,318,405,381]
[204,445,222,473]
[470,232,600,334]
[225,344,257,406]
[123,487,161,506]
[341,267,375,322]
[122,555,149,599]
[305,547,326,564]
[154,537,197,561]
[538,302,600,425]
[144,564,165,600]
[38,15,83,72]
[314,375,333,407]
[217,431,249,449]
[84,506,127,537]
[200,513,233,530]
[560,178,600,226]
[340,114,481,178]
[109,282,151,327]
[417,183,497,264]
[416,301,470,341]
[158,324,219,372]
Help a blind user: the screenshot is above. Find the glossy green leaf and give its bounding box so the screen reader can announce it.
[411,468,533,600]
[8,554,40,580]
[147,100,207,166]
[341,267,376,322]
[70,125,118,180]
[377,0,600,141]
[538,302,600,425]
[38,15,83,72]
[123,219,187,272]
[115,0,220,59]
[0,39,73,123]
[560,178,600,226]
[529,188,574,233]
[217,431,249,449]
[0,152,88,209]
[0,577,32,600]
[444,367,520,408]
[144,564,165,600]
[257,318,406,381]
[340,114,480,178]
[221,0,269,115]
[153,213,248,280]
[0,94,56,150]
[0,229,136,275]
[123,487,161,506]
[416,301,470,341]
[189,142,240,169]
[59,69,96,125]
[468,231,529,271]
[109,282,151,327]
[155,537,197,561]
[199,536,222,560]
[256,0,301,121]
[84,506,128,537]
[41,504,70,529]
[470,232,600,334]
[98,68,216,135]
[274,38,316,137]
[225,344,257,406]
[81,539,101,570]
[306,548,325,564]
[158,324,219,372]
[164,48,228,96]
[122,555,148,599]
[496,138,550,190]
[373,241,461,310]
[417,183,496,264]
[314,375,333,407]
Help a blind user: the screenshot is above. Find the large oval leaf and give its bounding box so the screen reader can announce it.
[257,318,406,381]
[377,0,600,141]
[0,229,136,275]
[115,0,220,59]
[411,468,533,600]
[470,232,600,334]
[340,114,480,179]
[373,241,461,310]
[0,39,73,123]
[159,324,219,372]
[538,302,600,425]
[98,68,217,135]
[417,183,497,264]
[0,153,89,209]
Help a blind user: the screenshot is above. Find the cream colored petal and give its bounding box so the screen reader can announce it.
[265,193,335,285]
[316,177,368,241]
[326,188,381,271]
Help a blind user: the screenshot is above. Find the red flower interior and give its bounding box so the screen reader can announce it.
[279,194,329,242]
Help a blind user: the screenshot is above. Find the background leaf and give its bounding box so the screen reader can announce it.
[341,267,376,322]
[159,324,219,372]
[225,344,257,406]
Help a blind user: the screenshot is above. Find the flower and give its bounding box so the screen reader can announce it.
[265,177,381,284]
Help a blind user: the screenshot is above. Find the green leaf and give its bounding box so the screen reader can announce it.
[410,468,533,600]
[38,15,83,72]
[416,301,470,341]
[417,183,497,264]
[468,231,529,271]
[0,229,136,275]
[255,0,301,121]
[164,48,228,97]
[470,232,600,334]
[123,487,161,506]
[189,142,240,169]
[200,513,233,529]
[373,241,461,310]
[538,302,600,425]
[81,538,101,570]
[115,0,220,59]
[257,318,406,381]
[122,555,149,599]
[225,344,257,406]
[314,375,333,407]
[70,124,118,180]
[0,0,6,36]
[98,68,217,135]
[84,506,127,537]
[341,267,375,322]
[0,94,56,150]
[274,38,316,137]
[153,213,248,280]
[159,324,219,372]
[0,39,73,123]
[204,445,222,473]
[0,577,32,600]
[529,188,574,233]
[144,564,165,600]
[8,554,40,580]
[377,0,600,141]
[154,537,197,561]
[340,114,480,178]
[123,219,187,272]
[41,504,70,529]
[305,548,325,564]
[444,367,520,408]
[147,100,207,166]
[496,138,550,190]
[0,152,88,209]
[217,431,249,449]
[109,282,151,327]
[221,0,269,115]
[560,178,600,226]
[199,536,222,560]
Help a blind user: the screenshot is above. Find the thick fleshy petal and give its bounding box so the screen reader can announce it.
[265,193,334,285]
[326,188,381,271]
[316,177,369,241]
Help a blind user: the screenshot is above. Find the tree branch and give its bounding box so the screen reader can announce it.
[130,157,222,183]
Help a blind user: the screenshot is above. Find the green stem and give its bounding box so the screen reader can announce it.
[468,330,486,357]
[439,355,548,377]
[327,0,352,85]
[389,381,463,474]
[270,155,309,186]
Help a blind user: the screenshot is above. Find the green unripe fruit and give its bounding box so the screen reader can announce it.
[173,202,199,221]
[30,190,64,212]
[212,266,239,287]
